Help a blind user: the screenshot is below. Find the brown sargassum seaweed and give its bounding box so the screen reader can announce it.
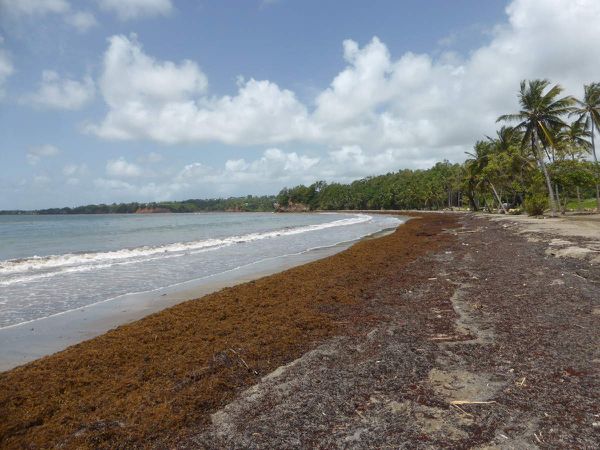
[0,213,456,449]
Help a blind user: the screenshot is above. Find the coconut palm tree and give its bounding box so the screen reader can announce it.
[571,82,600,211]
[465,140,510,213]
[497,79,574,216]
[556,118,592,160]
[464,141,490,211]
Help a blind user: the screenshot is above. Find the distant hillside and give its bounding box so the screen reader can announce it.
[0,196,277,215]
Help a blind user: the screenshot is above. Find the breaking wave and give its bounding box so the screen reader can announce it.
[0,214,372,286]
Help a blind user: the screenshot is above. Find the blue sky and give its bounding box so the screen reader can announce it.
[1,0,599,209]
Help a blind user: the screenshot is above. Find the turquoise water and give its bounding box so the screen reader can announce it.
[0,212,402,327]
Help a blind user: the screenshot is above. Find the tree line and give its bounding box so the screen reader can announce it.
[0,196,276,215]
[277,79,600,215]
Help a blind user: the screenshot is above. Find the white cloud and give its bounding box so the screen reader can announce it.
[64,11,97,32]
[93,177,179,200]
[85,145,438,203]
[23,70,95,110]
[98,0,173,20]
[177,162,212,180]
[99,34,207,105]
[0,0,97,32]
[62,163,88,176]
[0,38,13,97]
[26,144,60,165]
[63,163,88,185]
[106,157,144,177]
[88,34,315,144]
[0,0,69,16]
[221,148,320,184]
[218,146,435,187]
[89,0,600,167]
[94,177,135,191]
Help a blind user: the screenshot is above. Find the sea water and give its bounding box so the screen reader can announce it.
[0,212,402,328]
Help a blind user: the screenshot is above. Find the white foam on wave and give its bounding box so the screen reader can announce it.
[0,214,372,282]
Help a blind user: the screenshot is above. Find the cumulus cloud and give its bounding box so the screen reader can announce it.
[98,0,173,20]
[26,144,60,165]
[89,0,600,168]
[88,34,315,144]
[220,148,320,184]
[99,34,207,105]
[218,146,436,186]
[106,157,144,177]
[177,162,213,180]
[0,0,98,32]
[23,70,95,110]
[93,146,436,203]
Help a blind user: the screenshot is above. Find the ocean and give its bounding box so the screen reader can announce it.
[0,212,402,329]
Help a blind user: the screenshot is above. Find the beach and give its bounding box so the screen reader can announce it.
[0,234,370,372]
[1,212,599,448]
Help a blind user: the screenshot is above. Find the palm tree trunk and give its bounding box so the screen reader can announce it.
[591,120,600,212]
[532,134,557,216]
[467,181,478,211]
[489,182,508,214]
[483,197,492,213]
[539,156,557,216]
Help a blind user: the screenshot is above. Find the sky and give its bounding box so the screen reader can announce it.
[1,0,599,210]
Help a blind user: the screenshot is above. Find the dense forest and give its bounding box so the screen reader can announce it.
[3,79,599,217]
[278,79,600,216]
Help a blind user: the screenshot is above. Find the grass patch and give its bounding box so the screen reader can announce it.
[566,198,597,210]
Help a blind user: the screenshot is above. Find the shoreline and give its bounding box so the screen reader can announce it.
[1,212,597,448]
[0,222,402,372]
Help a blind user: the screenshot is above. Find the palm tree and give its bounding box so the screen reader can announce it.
[464,141,490,211]
[571,82,600,211]
[497,79,574,216]
[465,140,509,213]
[556,118,592,160]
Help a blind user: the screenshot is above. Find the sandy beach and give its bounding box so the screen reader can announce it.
[1,212,599,449]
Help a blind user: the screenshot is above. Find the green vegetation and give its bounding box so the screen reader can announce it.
[0,196,276,215]
[566,198,598,211]
[277,79,600,216]
[276,162,464,211]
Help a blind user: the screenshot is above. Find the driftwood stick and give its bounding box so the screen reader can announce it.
[450,404,473,417]
[450,400,497,405]
[228,348,258,375]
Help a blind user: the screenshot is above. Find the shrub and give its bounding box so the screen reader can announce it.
[523,194,548,216]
